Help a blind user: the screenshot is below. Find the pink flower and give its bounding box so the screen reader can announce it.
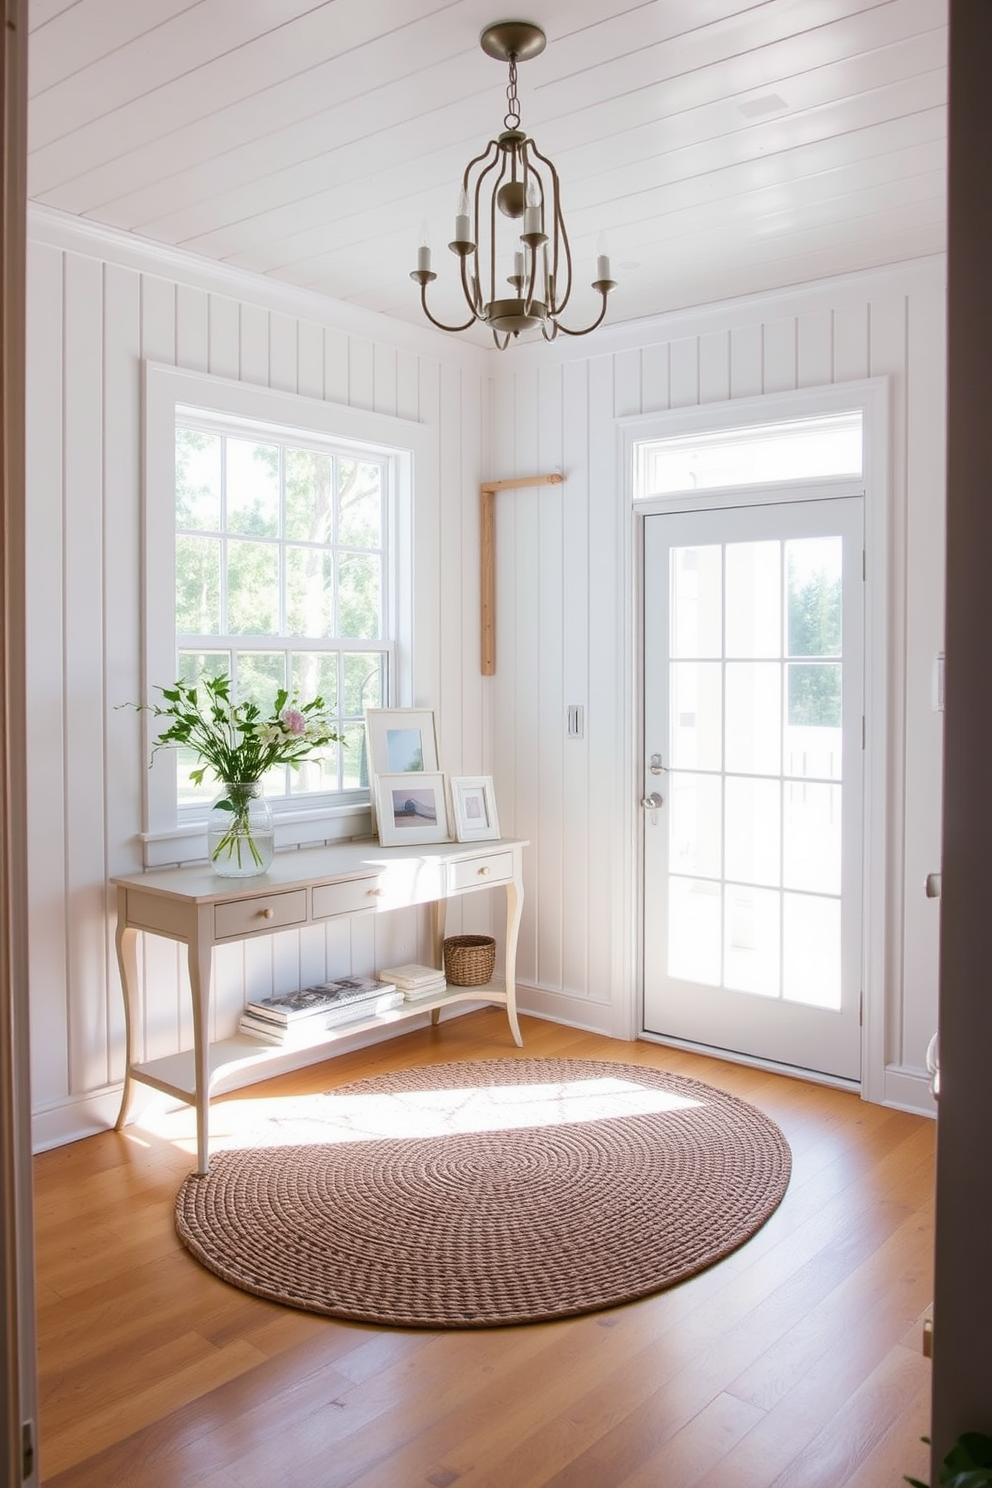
[280,707,306,736]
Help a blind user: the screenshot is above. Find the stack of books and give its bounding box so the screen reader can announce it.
[239,976,402,1046]
[378,963,449,1002]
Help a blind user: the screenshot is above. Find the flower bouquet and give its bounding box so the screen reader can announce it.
[142,674,343,875]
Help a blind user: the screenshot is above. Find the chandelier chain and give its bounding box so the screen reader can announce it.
[504,55,521,130]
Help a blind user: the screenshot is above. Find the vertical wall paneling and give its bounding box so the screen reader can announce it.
[63,252,109,1093]
[762,317,798,392]
[868,293,911,1071]
[561,359,591,997]
[669,338,699,407]
[586,354,623,1008]
[207,294,240,380]
[640,342,670,413]
[25,242,68,1108]
[536,366,565,990]
[239,302,269,385]
[323,326,349,406]
[699,330,730,403]
[102,263,143,1081]
[349,336,374,411]
[296,318,324,401]
[510,368,541,982]
[268,311,298,393]
[798,309,833,387]
[613,348,641,419]
[901,286,946,1070]
[175,285,208,373]
[730,323,763,399]
[834,303,871,382]
[27,216,490,1148]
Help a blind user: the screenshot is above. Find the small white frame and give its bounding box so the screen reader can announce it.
[364,707,439,779]
[449,775,500,842]
[375,772,450,846]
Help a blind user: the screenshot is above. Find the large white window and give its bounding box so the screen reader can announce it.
[143,365,426,866]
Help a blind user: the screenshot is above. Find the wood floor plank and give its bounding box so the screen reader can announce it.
[34,1014,935,1487]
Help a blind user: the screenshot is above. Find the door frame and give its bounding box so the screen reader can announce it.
[620,379,891,1101]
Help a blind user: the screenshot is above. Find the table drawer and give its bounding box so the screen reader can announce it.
[312,876,382,919]
[450,852,514,892]
[214,889,308,940]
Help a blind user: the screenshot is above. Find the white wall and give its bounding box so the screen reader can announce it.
[485,258,947,1113]
[26,208,946,1146]
[26,207,493,1149]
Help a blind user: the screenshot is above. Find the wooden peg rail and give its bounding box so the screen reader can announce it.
[480,472,564,675]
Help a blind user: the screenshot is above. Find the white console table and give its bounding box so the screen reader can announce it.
[113,837,527,1172]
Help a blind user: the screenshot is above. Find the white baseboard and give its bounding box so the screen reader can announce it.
[516,983,633,1040]
[883,1062,937,1118]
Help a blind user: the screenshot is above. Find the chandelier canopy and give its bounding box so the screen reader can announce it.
[410,21,617,349]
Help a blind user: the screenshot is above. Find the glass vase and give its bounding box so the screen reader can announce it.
[207,782,274,877]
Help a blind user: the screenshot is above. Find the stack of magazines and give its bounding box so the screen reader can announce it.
[239,976,402,1046]
[378,963,449,1002]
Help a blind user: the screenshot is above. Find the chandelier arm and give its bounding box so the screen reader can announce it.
[528,143,571,313]
[459,253,484,317]
[417,282,479,334]
[552,292,612,338]
[491,328,513,350]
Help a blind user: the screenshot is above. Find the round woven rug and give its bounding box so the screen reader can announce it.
[175,1057,791,1328]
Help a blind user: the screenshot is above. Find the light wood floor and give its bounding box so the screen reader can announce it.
[33,1011,935,1487]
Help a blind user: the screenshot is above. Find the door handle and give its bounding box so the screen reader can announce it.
[641,793,663,810]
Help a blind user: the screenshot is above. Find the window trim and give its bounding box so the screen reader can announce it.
[142,362,427,868]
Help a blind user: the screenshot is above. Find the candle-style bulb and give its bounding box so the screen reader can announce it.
[524,176,542,236]
[417,221,431,274]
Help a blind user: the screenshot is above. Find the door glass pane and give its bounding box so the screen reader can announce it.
[725,662,781,775]
[669,773,722,879]
[668,877,721,985]
[671,545,721,658]
[783,782,841,894]
[670,662,722,770]
[726,541,780,657]
[724,884,780,996]
[725,777,780,887]
[783,893,840,1008]
[787,537,841,656]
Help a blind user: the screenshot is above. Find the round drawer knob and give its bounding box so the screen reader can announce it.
[260,908,274,920]
[478,865,491,876]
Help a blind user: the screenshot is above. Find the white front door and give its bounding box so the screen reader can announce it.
[642,495,864,1081]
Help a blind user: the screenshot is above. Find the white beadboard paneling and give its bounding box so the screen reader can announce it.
[670,339,699,408]
[762,317,798,392]
[175,284,208,373]
[730,323,763,399]
[561,359,591,996]
[901,284,946,1068]
[26,240,69,1108]
[207,293,240,380]
[103,262,144,1081]
[64,252,110,1093]
[834,302,871,382]
[699,330,730,404]
[798,308,834,387]
[641,343,670,413]
[26,218,488,1145]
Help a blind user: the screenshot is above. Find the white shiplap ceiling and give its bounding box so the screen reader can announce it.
[28,0,948,341]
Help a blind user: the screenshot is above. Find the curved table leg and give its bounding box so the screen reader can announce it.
[431,898,447,1026]
[504,876,524,1047]
[114,915,140,1131]
[188,911,214,1175]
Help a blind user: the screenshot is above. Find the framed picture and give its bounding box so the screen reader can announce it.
[364,708,439,779]
[375,772,450,847]
[449,775,500,842]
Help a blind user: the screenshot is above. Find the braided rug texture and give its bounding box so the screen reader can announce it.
[175,1058,791,1328]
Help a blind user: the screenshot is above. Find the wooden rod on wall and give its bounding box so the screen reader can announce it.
[480,473,564,675]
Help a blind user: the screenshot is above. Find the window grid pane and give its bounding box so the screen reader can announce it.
[176,423,389,810]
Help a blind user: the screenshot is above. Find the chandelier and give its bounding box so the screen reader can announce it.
[410,21,617,349]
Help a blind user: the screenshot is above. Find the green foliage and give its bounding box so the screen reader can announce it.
[906,1433,992,1488]
[131,673,344,787]
[787,562,842,727]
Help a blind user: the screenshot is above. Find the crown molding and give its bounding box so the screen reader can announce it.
[28,202,491,375]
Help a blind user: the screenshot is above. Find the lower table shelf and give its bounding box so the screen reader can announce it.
[130,983,508,1105]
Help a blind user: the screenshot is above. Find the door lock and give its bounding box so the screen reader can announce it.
[649,753,668,775]
[641,793,664,809]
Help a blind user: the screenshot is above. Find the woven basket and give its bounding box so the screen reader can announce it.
[443,935,496,987]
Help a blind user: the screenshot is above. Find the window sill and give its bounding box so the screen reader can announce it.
[140,801,374,870]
